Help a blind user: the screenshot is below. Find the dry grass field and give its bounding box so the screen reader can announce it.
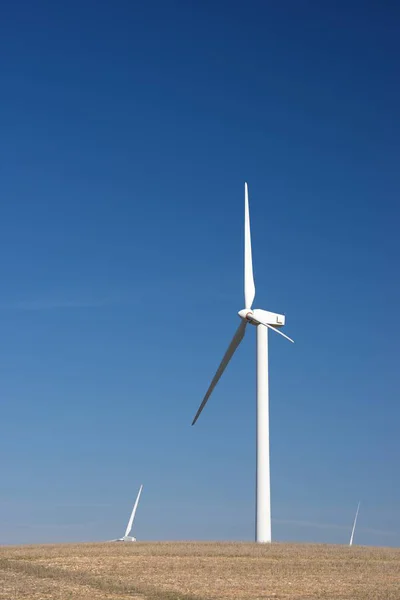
[0,542,399,600]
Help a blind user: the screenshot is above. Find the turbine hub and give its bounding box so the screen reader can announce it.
[238,309,257,324]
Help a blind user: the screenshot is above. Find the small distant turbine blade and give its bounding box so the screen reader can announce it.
[349,501,360,546]
[244,182,256,310]
[124,485,143,538]
[192,320,247,425]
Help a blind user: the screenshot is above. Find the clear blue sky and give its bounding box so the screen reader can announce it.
[1,0,399,546]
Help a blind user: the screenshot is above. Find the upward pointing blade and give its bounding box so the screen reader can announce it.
[192,320,247,425]
[124,485,143,538]
[244,182,255,310]
[349,501,360,546]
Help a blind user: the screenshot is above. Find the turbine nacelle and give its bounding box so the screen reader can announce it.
[238,309,285,327]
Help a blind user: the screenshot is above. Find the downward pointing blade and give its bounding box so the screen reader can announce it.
[244,182,255,310]
[192,320,247,425]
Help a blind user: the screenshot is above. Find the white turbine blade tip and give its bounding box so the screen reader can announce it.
[262,322,294,343]
[274,328,294,343]
[244,183,255,310]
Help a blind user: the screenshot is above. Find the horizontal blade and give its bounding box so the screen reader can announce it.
[255,317,294,343]
[192,320,247,425]
[244,182,255,310]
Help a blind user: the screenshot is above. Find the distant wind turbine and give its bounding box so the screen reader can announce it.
[112,485,143,542]
[349,501,360,546]
[192,183,293,543]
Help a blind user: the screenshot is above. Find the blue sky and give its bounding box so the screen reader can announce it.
[0,0,399,546]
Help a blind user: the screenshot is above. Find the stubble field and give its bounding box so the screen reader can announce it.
[0,542,399,600]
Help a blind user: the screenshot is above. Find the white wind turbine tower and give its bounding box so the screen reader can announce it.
[192,183,293,543]
[112,485,143,542]
[349,501,360,546]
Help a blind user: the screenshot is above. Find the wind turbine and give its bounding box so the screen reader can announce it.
[192,182,293,543]
[349,501,360,546]
[112,485,143,542]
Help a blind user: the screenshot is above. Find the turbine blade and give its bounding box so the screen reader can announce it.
[192,320,247,425]
[349,501,360,546]
[124,484,143,537]
[244,182,255,310]
[255,317,294,343]
[265,324,294,343]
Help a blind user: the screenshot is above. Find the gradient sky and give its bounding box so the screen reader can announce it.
[1,1,399,546]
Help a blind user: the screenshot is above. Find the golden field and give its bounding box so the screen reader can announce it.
[0,541,399,599]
